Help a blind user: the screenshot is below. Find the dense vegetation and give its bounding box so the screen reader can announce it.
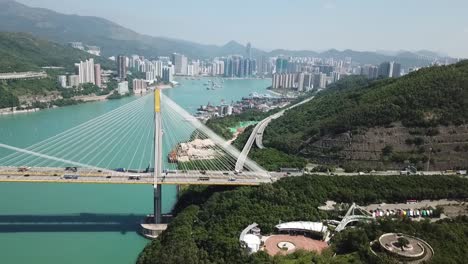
[137,175,468,264]
[0,32,116,108]
[332,217,468,264]
[264,61,468,155]
[0,32,114,73]
[206,110,273,139]
[60,83,110,98]
[0,77,59,97]
[0,86,19,108]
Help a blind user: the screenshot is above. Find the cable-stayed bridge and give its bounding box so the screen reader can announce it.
[0,90,275,235]
[0,90,271,184]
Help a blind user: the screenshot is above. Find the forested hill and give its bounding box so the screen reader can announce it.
[0,32,113,72]
[263,61,468,158]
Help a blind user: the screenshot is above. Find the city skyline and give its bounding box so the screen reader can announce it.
[16,0,468,58]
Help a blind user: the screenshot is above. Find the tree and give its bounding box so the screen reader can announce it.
[396,237,410,251]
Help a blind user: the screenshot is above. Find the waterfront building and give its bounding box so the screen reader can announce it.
[76,58,95,85]
[146,71,156,82]
[117,81,129,95]
[117,55,128,80]
[162,66,174,83]
[132,79,148,94]
[57,75,67,88]
[172,53,188,75]
[68,75,79,88]
[187,64,195,76]
[94,64,102,88]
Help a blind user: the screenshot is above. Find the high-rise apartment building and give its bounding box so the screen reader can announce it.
[68,75,79,88]
[76,58,95,84]
[246,42,252,59]
[172,53,188,75]
[117,81,129,95]
[57,75,67,88]
[117,55,128,80]
[162,66,174,83]
[132,79,147,94]
[379,61,401,78]
[94,64,102,88]
[276,58,289,74]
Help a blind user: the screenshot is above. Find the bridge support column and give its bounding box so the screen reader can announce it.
[153,184,162,224]
[140,89,167,239]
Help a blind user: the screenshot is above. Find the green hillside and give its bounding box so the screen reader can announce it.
[264,61,468,155]
[137,175,468,263]
[0,32,113,72]
[0,32,116,108]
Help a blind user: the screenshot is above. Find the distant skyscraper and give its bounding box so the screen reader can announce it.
[172,53,188,75]
[117,55,128,80]
[276,58,288,74]
[162,66,174,83]
[391,62,401,78]
[246,42,252,59]
[94,64,102,88]
[379,61,401,78]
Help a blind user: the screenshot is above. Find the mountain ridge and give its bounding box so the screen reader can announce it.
[0,0,452,68]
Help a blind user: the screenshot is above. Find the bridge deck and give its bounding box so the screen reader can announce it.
[0,167,272,186]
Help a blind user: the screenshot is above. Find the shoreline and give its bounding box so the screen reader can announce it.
[0,94,116,116]
[0,108,41,115]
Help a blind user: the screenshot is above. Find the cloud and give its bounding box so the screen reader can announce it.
[464,28,468,34]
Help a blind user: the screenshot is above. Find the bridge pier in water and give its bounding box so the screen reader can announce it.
[140,89,167,239]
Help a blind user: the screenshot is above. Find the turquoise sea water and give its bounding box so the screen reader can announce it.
[0,78,270,264]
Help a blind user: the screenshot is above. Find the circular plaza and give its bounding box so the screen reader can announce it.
[371,233,434,263]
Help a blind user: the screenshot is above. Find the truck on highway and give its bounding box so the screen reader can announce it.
[128,175,141,180]
[114,168,126,172]
[198,176,210,181]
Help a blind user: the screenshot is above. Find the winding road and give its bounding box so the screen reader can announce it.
[235,96,314,171]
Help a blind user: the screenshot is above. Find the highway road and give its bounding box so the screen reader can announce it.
[235,96,315,171]
[256,96,315,148]
[0,166,463,186]
[0,166,272,186]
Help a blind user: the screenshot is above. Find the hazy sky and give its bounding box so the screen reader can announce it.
[17,0,468,57]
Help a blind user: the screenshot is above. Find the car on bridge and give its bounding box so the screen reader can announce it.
[63,175,79,180]
[198,176,210,181]
[65,167,78,172]
[128,175,141,180]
